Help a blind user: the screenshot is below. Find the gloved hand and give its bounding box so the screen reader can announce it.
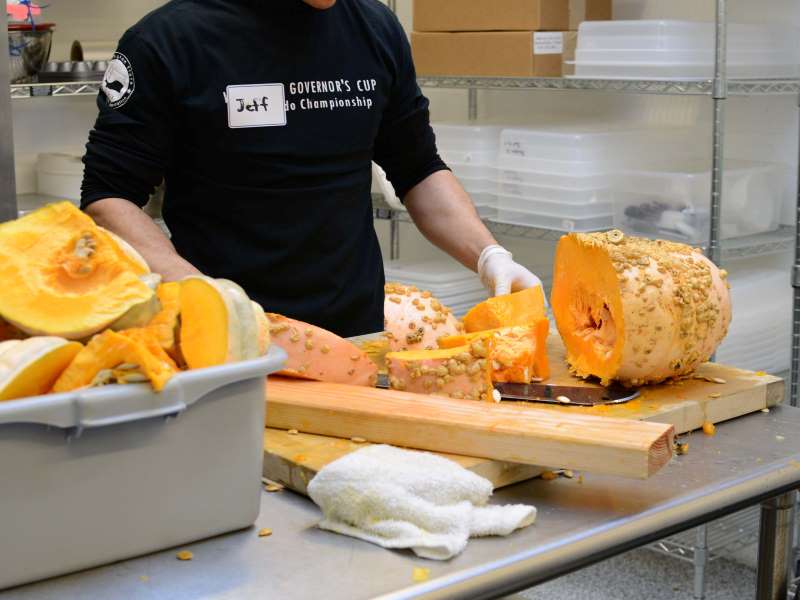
[477,244,544,298]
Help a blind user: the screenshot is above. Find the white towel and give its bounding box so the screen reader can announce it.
[307,445,537,560]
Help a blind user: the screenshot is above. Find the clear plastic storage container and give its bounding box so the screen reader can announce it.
[570,20,800,79]
[495,205,613,232]
[0,346,286,590]
[612,159,782,243]
[433,124,502,152]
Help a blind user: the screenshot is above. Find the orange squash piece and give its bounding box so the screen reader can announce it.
[52,329,178,393]
[268,314,378,387]
[439,319,550,383]
[551,230,732,387]
[145,282,181,357]
[463,286,546,333]
[386,338,496,401]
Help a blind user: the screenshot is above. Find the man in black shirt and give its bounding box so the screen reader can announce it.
[82,0,542,337]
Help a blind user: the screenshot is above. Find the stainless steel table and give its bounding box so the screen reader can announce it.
[4,406,800,600]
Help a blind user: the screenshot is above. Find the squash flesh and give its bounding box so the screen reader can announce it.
[0,338,82,401]
[146,282,181,355]
[439,320,551,383]
[463,286,546,333]
[179,277,237,369]
[0,202,154,339]
[52,329,177,393]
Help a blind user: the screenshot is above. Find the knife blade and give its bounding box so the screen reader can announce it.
[493,381,639,406]
[375,374,638,406]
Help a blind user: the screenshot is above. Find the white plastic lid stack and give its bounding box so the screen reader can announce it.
[570,20,800,79]
[715,266,791,373]
[384,259,487,318]
[433,124,503,152]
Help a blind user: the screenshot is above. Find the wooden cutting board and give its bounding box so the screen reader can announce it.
[264,336,783,495]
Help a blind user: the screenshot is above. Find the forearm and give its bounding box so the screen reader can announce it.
[85,198,200,281]
[403,170,496,272]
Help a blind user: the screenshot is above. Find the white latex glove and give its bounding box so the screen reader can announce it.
[477,244,544,298]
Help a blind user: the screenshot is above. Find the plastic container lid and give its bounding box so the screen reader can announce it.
[8,23,56,31]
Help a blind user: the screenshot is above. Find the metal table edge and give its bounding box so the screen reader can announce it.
[375,457,800,600]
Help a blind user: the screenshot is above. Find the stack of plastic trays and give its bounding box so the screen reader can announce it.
[434,123,502,218]
[569,20,800,79]
[495,125,663,232]
[612,159,783,244]
[384,259,487,317]
[716,264,791,373]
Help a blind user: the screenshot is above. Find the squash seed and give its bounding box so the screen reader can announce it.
[258,528,273,537]
[176,550,193,561]
[287,429,299,435]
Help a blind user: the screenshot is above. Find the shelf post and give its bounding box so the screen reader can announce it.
[468,88,478,121]
[707,0,727,268]
[0,7,18,222]
[791,88,800,409]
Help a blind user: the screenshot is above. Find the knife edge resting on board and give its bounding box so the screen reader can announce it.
[265,378,675,479]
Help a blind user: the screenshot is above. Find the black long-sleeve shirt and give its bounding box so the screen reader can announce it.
[81,0,447,337]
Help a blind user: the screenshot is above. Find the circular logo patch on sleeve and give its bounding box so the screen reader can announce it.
[101,52,135,109]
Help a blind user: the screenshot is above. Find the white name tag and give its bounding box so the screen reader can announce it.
[226,83,287,128]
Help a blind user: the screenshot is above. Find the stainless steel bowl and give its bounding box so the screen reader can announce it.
[8,25,54,84]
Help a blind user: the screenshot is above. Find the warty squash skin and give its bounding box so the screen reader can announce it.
[251,302,271,355]
[179,276,261,369]
[0,202,156,340]
[386,339,497,401]
[439,320,551,383]
[0,337,82,401]
[383,283,463,351]
[551,230,732,386]
[268,313,378,386]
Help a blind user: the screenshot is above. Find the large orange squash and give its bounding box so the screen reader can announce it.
[0,202,156,340]
[463,286,546,333]
[551,230,731,386]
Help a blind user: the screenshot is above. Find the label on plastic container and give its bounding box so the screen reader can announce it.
[533,32,564,55]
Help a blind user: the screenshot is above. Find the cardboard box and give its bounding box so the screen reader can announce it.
[569,0,612,30]
[412,31,578,78]
[413,0,569,32]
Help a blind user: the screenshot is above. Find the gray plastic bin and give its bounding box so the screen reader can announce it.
[0,345,286,590]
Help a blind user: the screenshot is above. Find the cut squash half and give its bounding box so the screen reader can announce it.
[0,202,156,339]
[0,337,82,401]
[179,276,259,369]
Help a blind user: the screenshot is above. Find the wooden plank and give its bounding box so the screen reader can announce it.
[264,335,783,494]
[263,429,542,495]
[536,336,784,434]
[265,378,675,479]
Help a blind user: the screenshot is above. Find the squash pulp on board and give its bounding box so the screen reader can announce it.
[0,202,156,339]
[179,276,259,369]
[463,286,546,333]
[384,283,463,351]
[0,337,82,401]
[52,329,178,393]
[386,338,496,401]
[268,313,378,386]
[551,230,732,386]
[438,320,550,383]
